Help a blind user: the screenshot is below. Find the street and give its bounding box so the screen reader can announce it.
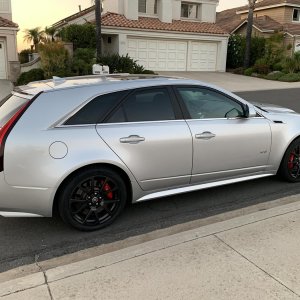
[1,88,300,275]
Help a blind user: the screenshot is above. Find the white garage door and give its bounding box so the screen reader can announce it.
[188,42,218,71]
[0,41,7,79]
[127,38,187,71]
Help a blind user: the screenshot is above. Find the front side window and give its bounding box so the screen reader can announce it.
[293,8,300,21]
[107,88,175,123]
[176,87,244,119]
[181,2,200,19]
[138,0,147,13]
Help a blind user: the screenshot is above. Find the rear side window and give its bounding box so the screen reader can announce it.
[64,91,127,125]
[106,88,175,123]
[0,94,30,128]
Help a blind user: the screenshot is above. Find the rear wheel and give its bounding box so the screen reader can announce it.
[58,167,127,231]
[279,138,300,182]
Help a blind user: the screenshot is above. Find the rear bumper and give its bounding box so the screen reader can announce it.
[0,172,54,217]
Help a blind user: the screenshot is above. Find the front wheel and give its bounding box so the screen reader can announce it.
[58,167,127,231]
[278,138,300,182]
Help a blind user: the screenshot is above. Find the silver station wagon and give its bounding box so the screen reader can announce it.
[0,74,299,231]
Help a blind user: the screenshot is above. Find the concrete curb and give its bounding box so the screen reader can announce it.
[1,195,300,297]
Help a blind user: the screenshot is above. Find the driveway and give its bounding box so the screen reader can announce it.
[158,72,300,92]
[0,80,13,99]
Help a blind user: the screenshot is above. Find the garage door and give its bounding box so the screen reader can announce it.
[188,42,218,71]
[127,38,187,71]
[0,41,7,79]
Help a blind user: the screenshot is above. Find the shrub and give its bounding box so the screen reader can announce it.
[227,35,266,69]
[71,48,96,76]
[39,42,70,78]
[232,67,245,74]
[272,61,284,71]
[19,49,32,64]
[283,52,300,73]
[58,24,96,50]
[244,67,254,76]
[253,58,270,74]
[17,68,45,85]
[98,53,154,74]
[278,73,300,82]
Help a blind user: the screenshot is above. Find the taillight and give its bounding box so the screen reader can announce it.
[0,102,32,172]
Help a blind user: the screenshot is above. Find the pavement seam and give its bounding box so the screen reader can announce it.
[0,284,46,298]
[35,254,54,300]
[214,235,300,299]
[47,206,300,284]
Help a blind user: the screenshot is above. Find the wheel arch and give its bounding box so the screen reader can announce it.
[52,163,133,216]
[278,135,300,172]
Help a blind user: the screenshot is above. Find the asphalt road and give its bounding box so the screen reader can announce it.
[1,88,300,273]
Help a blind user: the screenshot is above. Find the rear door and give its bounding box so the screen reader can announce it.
[96,87,193,191]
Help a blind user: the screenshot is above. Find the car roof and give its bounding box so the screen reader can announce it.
[15,74,212,96]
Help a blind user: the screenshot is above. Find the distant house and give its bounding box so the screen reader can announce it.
[0,0,19,81]
[217,0,300,53]
[52,0,229,72]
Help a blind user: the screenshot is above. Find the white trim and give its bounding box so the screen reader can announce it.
[0,26,18,31]
[237,3,300,14]
[231,20,274,34]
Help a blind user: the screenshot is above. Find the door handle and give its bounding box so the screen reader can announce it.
[120,135,145,144]
[195,132,216,140]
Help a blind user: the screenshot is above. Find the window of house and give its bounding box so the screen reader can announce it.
[138,0,147,13]
[181,2,200,19]
[293,9,300,22]
[154,0,158,14]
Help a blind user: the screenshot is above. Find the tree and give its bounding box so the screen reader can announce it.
[45,26,57,42]
[94,0,102,62]
[23,27,45,52]
[244,0,257,68]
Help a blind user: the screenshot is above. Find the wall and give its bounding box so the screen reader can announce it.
[235,24,272,38]
[201,3,216,22]
[0,0,12,20]
[240,6,292,24]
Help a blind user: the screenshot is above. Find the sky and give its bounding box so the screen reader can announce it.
[11,0,248,51]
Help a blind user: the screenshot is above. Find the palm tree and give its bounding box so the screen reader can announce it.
[244,0,257,68]
[45,26,57,42]
[23,27,45,52]
[91,0,102,61]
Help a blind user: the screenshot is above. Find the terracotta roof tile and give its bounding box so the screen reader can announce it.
[101,12,227,35]
[0,16,18,28]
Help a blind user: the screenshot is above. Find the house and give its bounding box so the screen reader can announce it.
[0,0,19,81]
[217,0,300,53]
[52,0,228,72]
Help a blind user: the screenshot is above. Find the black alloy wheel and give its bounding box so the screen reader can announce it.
[279,138,300,182]
[59,167,127,231]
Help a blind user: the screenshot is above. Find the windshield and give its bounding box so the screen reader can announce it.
[0,94,30,128]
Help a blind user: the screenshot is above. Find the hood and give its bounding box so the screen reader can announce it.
[251,101,296,114]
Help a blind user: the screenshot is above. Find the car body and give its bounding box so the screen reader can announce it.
[0,74,300,230]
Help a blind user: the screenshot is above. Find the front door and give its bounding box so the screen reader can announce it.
[96,87,193,191]
[174,86,272,184]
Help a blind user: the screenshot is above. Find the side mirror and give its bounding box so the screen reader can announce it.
[243,104,256,118]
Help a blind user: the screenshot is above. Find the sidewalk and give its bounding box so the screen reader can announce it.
[159,71,300,92]
[1,197,300,300]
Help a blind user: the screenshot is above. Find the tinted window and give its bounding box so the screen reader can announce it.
[0,94,30,128]
[64,91,126,125]
[106,88,175,123]
[177,87,244,119]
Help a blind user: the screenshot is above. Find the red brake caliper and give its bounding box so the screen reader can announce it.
[288,152,295,169]
[103,182,113,199]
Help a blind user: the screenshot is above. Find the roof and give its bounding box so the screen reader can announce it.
[100,12,227,35]
[0,16,18,28]
[52,5,95,28]
[216,8,243,33]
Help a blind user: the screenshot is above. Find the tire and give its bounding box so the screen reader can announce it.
[58,167,127,231]
[278,138,300,182]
